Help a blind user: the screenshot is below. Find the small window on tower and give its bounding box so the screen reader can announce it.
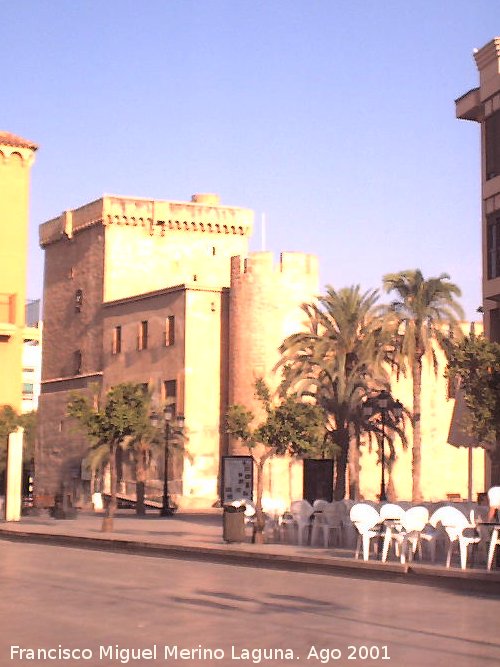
[74,350,82,375]
[164,379,177,415]
[75,289,83,313]
[165,316,175,346]
[112,326,122,354]
[137,321,148,350]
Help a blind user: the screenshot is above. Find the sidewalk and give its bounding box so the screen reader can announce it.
[1,508,500,595]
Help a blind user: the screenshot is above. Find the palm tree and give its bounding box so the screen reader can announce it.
[278,285,393,499]
[383,269,464,502]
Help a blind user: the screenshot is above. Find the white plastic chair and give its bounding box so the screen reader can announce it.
[325,501,347,547]
[379,504,405,562]
[487,486,500,518]
[350,503,381,561]
[430,506,481,569]
[310,502,344,547]
[487,527,500,570]
[383,506,430,564]
[290,500,314,545]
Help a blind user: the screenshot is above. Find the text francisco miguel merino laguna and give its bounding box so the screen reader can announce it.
[10,645,312,663]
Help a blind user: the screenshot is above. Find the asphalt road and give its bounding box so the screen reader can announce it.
[1,541,499,667]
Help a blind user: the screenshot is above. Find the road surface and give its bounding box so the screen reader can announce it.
[1,541,498,666]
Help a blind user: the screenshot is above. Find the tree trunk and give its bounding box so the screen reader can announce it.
[253,459,266,544]
[135,452,146,516]
[348,437,360,500]
[412,357,423,503]
[136,481,146,516]
[103,442,117,531]
[334,429,349,500]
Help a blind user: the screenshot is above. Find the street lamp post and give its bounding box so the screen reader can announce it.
[150,405,185,517]
[362,390,403,502]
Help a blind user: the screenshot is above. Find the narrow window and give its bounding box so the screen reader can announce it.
[165,316,175,346]
[138,321,148,350]
[487,213,500,279]
[112,326,122,354]
[74,350,82,374]
[164,379,177,414]
[75,289,83,313]
[485,110,500,180]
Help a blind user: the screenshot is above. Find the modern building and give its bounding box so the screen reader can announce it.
[36,193,318,507]
[22,300,42,414]
[456,37,500,483]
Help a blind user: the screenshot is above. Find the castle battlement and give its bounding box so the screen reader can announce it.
[39,193,253,247]
[230,251,319,281]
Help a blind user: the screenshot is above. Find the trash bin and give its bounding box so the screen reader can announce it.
[222,504,246,543]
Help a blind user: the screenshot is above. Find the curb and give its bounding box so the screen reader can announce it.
[2,527,500,595]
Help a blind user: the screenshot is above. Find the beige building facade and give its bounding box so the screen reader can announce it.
[456,37,500,484]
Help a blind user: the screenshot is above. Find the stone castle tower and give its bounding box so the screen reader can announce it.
[229,251,319,423]
[37,191,319,507]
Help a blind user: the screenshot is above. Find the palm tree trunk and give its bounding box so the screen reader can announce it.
[412,357,423,502]
[348,436,360,500]
[334,429,349,500]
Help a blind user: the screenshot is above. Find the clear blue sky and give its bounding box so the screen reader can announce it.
[3,1,499,319]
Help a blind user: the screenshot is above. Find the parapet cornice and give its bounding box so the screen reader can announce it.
[474,38,500,71]
[102,195,253,237]
[0,142,37,167]
[39,194,254,247]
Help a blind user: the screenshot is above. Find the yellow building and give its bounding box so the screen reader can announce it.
[0,131,37,411]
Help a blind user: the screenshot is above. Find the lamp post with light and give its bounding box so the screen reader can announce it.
[362,390,403,502]
[150,405,185,517]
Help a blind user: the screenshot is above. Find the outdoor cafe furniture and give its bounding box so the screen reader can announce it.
[290,499,314,545]
[310,501,345,547]
[429,506,481,570]
[350,503,381,561]
[486,523,500,570]
[381,506,429,564]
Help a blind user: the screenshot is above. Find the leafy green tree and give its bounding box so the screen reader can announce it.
[277,285,393,499]
[447,333,500,471]
[383,269,464,502]
[226,379,325,543]
[68,383,154,528]
[0,405,20,477]
[19,410,37,466]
